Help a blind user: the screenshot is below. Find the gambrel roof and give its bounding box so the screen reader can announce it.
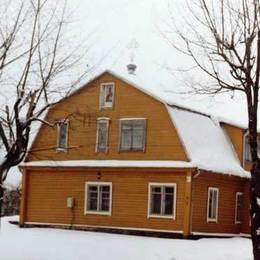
[167,106,249,177]
[22,69,249,178]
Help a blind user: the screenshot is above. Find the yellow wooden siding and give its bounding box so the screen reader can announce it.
[27,72,187,162]
[192,171,250,234]
[24,168,187,232]
[222,123,244,165]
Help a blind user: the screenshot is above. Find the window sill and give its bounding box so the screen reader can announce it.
[148,214,175,220]
[84,211,111,216]
[118,149,145,153]
[56,148,67,153]
[207,219,218,223]
[100,106,113,110]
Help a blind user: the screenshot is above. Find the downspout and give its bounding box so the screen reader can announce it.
[190,168,201,235]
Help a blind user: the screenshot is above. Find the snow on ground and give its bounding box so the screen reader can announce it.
[0,216,253,260]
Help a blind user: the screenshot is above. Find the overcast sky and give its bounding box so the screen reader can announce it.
[3,0,254,187]
[63,0,249,124]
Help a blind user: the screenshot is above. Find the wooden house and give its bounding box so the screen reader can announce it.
[19,69,252,237]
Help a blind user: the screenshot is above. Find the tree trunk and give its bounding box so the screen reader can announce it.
[0,181,3,217]
[251,160,260,259]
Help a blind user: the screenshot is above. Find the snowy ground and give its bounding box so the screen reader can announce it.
[0,216,253,260]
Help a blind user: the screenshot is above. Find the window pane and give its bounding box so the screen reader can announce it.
[208,189,217,220]
[120,123,132,150]
[236,193,243,222]
[164,193,174,215]
[101,84,114,108]
[165,187,174,194]
[97,121,108,152]
[208,192,213,218]
[212,191,217,218]
[132,128,144,149]
[105,86,113,103]
[151,193,161,214]
[152,187,161,193]
[101,185,110,192]
[89,185,97,192]
[100,185,110,212]
[87,186,98,211]
[58,122,68,149]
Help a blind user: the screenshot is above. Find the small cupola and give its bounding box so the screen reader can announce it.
[127,63,137,75]
[127,38,138,75]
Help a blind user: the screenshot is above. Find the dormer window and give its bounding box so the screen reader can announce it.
[57,120,68,151]
[244,132,260,162]
[100,83,115,109]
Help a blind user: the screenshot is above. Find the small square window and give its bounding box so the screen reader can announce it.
[85,182,112,215]
[57,121,68,151]
[100,83,115,109]
[244,133,260,162]
[148,183,176,219]
[119,119,146,151]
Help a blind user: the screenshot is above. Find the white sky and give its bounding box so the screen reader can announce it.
[64,0,251,127]
[2,0,255,187]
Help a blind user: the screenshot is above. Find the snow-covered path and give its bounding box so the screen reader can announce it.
[0,216,253,260]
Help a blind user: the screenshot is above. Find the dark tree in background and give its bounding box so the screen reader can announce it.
[165,0,260,258]
[0,0,87,216]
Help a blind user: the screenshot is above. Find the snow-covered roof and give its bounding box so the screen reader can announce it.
[167,106,249,178]
[21,160,194,168]
[22,69,251,178]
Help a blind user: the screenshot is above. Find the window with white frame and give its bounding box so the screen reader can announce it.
[119,119,146,151]
[96,118,109,152]
[235,192,243,224]
[207,187,219,222]
[57,121,68,150]
[85,182,112,215]
[244,133,260,162]
[148,183,176,218]
[100,83,115,108]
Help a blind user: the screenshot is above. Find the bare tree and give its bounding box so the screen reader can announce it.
[0,0,88,216]
[164,0,260,258]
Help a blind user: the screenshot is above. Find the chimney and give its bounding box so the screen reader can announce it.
[127,63,137,75]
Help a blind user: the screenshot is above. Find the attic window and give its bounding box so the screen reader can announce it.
[96,118,109,153]
[100,83,115,109]
[57,121,68,151]
[119,119,146,151]
[244,133,260,162]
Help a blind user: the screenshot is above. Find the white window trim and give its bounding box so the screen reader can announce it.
[99,82,115,109]
[84,181,112,216]
[235,192,243,224]
[95,118,110,153]
[118,118,147,152]
[207,187,219,223]
[147,182,177,220]
[56,120,69,152]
